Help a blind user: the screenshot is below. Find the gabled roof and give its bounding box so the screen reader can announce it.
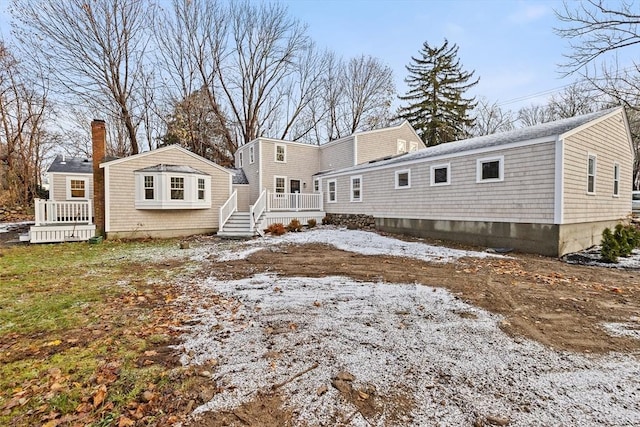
[318,107,621,176]
[47,155,93,174]
[135,164,208,175]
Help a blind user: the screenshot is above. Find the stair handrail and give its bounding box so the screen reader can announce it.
[249,188,267,232]
[219,190,238,230]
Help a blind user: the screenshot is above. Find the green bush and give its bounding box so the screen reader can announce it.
[601,223,640,263]
[601,228,620,263]
[614,224,633,257]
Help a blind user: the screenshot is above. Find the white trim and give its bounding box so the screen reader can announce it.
[476,155,504,183]
[249,146,255,164]
[238,151,243,168]
[587,153,597,195]
[409,141,419,152]
[553,137,564,224]
[350,175,362,202]
[613,162,620,197]
[313,178,320,192]
[275,143,287,163]
[320,136,555,180]
[133,172,212,209]
[397,139,407,154]
[353,135,358,166]
[430,163,451,186]
[274,175,287,193]
[395,169,411,189]
[104,166,110,232]
[258,140,263,194]
[66,176,89,200]
[327,179,337,203]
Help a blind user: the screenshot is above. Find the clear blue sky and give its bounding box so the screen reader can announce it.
[1,0,635,111]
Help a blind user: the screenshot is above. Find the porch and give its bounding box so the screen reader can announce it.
[28,199,96,243]
[218,190,324,237]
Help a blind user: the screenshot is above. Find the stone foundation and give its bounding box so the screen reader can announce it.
[324,213,376,230]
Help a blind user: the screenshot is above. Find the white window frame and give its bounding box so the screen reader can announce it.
[66,176,89,199]
[197,177,206,200]
[476,155,504,183]
[313,178,319,193]
[613,162,620,197]
[275,144,286,163]
[587,154,596,194]
[397,139,407,154]
[350,175,362,202]
[134,172,211,209]
[409,141,419,152]
[143,175,155,200]
[274,175,287,194]
[238,151,243,168]
[430,163,451,186]
[249,146,255,164]
[395,169,411,189]
[327,179,337,203]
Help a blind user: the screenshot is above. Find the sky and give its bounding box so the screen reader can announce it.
[0,0,637,112]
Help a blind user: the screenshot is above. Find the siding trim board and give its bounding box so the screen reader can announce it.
[554,136,564,224]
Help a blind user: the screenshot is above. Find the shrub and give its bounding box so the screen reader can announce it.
[601,228,620,263]
[614,224,633,257]
[265,223,286,236]
[307,218,317,228]
[286,219,302,232]
[322,215,331,225]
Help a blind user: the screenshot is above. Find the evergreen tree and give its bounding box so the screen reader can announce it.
[397,39,479,146]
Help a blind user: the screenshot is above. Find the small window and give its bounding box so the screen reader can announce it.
[171,176,185,200]
[409,141,419,152]
[587,155,596,194]
[314,178,319,192]
[249,146,255,164]
[431,163,450,186]
[69,179,86,198]
[275,176,286,193]
[477,156,504,183]
[395,169,410,189]
[238,151,243,168]
[198,178,206,200]
[613,163,620,196]
[397,139,407,154]
[144,175,154,200]
[351,176,362,202]
[275,144,286,162]
[328,180,337,203]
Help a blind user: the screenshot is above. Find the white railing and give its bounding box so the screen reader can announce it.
[249,188,267,232]
[267,191,323,212]
[34,198,93,226]
[219,190,237,230]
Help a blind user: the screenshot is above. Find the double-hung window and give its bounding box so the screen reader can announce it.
[275,144,286,162]
[170,177,185,200]
[613,163,620,196]
[69,179,86,198]
[198,178,206,200]
[328,180,337,203]
[238,152,243,168]
[275,176,286,193]
[397,139,407,154]
[587,155,596,194]
[249,146,255,164]
[144,176,155,200]
[135,165,211,209]
[351,176,362,202]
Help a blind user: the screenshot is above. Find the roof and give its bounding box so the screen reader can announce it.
[134,164,208,175]
[47,155,93,174]
[229,168,249,184]
[319,108,620,176]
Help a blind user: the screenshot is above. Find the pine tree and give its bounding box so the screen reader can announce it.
[397,39,479,146]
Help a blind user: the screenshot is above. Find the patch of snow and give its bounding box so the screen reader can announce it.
[602,321,640,340]
[175,274,640,426]
[216,228,500,263]
[0,221,34,233]
[564,247,640,269]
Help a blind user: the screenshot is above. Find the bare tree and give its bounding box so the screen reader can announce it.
[11,0,156,155]
[547,82,601,118]
[517,104,554,127]
[469,97,514,136]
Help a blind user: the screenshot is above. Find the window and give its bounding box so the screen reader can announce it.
[314,178,319,192]
[275,144,286,162]
[198,178,206,200]
[69,179,86,198]
[430,163,450,186]
[587,155,596,194]
[395,169,411,189]
[275,176,286,193]
[613,163,620,196]
[238,152,243,168]
[476,156,504,183]
[144,176,155,200]
[351,176,362,202]
[171,177,185,200]
[397,139,407,154]
[409,141,419,152]
[328,180,337,203]
[249,146,255,164]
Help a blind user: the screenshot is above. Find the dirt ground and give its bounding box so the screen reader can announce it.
[185,239,640,426]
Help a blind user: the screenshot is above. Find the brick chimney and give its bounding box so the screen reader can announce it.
[92,120,106,237]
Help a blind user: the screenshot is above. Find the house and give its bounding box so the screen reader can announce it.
[314,107,633,256]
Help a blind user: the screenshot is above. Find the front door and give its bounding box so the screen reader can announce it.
[290,179,301,193]
[290,180,301,210]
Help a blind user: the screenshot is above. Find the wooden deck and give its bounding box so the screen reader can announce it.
[29,199,96,243]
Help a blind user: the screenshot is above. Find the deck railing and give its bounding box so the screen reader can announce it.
[34,198,93,226]
[250,189,267,232]
[219,190,237,230]
[267,191,323,212]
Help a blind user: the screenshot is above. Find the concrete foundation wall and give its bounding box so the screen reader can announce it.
[376,217,625,257]
[106,227,216,240]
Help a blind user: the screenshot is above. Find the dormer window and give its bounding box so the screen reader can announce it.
[134,164,211,209]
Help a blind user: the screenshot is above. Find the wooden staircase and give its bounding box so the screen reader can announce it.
[217,212,255,238]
